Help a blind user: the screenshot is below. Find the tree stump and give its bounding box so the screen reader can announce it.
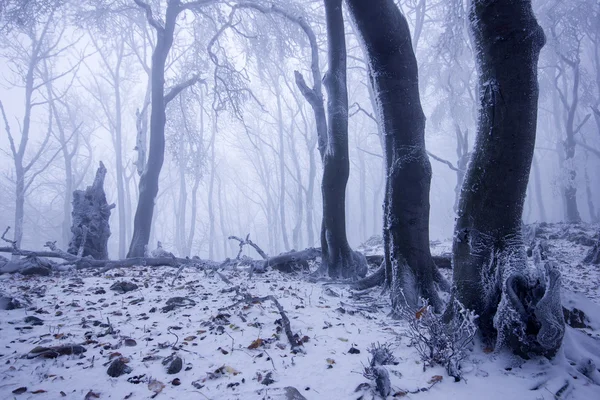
[68,162,114,260]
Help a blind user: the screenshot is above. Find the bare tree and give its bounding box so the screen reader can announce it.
[128,0,205,257]
[82,32,131,258]
[0,8,76,247]
[347,0,445,308]
[452,0,564,356]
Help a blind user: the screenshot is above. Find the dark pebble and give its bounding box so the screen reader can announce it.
[107,358,132,377]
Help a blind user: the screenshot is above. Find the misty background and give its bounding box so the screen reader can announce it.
[0,0,598,260]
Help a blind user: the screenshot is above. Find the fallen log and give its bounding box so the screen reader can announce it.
[261,247,321,273]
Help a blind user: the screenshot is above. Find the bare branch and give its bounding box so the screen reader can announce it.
[133,0,163,32]
[427,151,460,172]
[573,113,591,135]
[0,100,17,157]
[164,75,203,104]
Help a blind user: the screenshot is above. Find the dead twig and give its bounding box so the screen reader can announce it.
[220,293,304,353]
[228,234,268,260]
[1,227,18,250]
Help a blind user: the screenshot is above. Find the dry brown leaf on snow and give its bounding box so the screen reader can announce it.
[248,338,264,349]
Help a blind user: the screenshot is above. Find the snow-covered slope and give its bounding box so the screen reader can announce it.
[0,223,598,400]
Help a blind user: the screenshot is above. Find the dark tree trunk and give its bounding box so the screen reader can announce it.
[128,3,178,257]
[319,0,366,279]
[452,0,564,357]
[347,0,443,309]
[68,162,114,260]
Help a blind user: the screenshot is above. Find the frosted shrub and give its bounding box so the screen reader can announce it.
[398,294,478,380]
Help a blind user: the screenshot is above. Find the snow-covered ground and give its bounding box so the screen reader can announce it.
[0,223,599,400]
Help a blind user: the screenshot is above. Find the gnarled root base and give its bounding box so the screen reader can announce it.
[312,249,368,280]
[352,266,385,290]
[495,262,565,358]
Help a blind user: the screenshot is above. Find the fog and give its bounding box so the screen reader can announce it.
[0,0,598,260]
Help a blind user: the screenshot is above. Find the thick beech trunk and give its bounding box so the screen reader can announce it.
[347,0,443,309]
[452,0,564,357]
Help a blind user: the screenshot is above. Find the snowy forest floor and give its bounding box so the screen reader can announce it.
[0,223,599,400]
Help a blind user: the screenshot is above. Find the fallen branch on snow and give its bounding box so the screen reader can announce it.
[219,293,304,353]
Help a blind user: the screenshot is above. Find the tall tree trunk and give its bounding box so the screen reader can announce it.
[289,118,304,250]
[305,135,317,246]
[560,58,582,223]
[583,150,598,222]
[14,165,25,248]
[552,86,567,219]
[208,112,217,259]
[319,0,365,279]
[177,141,187,256]
[452,0,564,356]
[275,84,290,251]
[347,0,443,309]
[114,70,127,259]
[358,150,367,242]
[128,3,178,257]
[217,174,227,258]
[532,154,547,222]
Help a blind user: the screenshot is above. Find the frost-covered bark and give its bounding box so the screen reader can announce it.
[319,0,366,279]
[453,0,564,357]
[128,0,199,257]
[347,0,444,309]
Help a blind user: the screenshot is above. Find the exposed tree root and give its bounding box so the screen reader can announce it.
[351,266,385,290]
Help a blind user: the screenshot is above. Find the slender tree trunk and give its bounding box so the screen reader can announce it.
[532,154,547,222]
[187,173,200,255]
[348,0,443,308]
[177,142,187,255]
[11,60,36,249]
[452,0,564,356]
[217,174,227,258]
[208,116,217,260]
[128,5,178,257]
[583,151,598,222]
[14,165,25,248]
[561,59,582,223]
[275,84,290,251]
[114,70,127,259]
[319,0,365,279]
[305,137,317,246]
[552,85,567,219]
[358,150,367,242]
[289,119,304,250]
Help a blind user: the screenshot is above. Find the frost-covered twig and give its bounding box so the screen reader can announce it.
[397,291,477,380]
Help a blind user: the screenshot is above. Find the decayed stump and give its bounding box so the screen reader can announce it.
[68,162,114,260]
